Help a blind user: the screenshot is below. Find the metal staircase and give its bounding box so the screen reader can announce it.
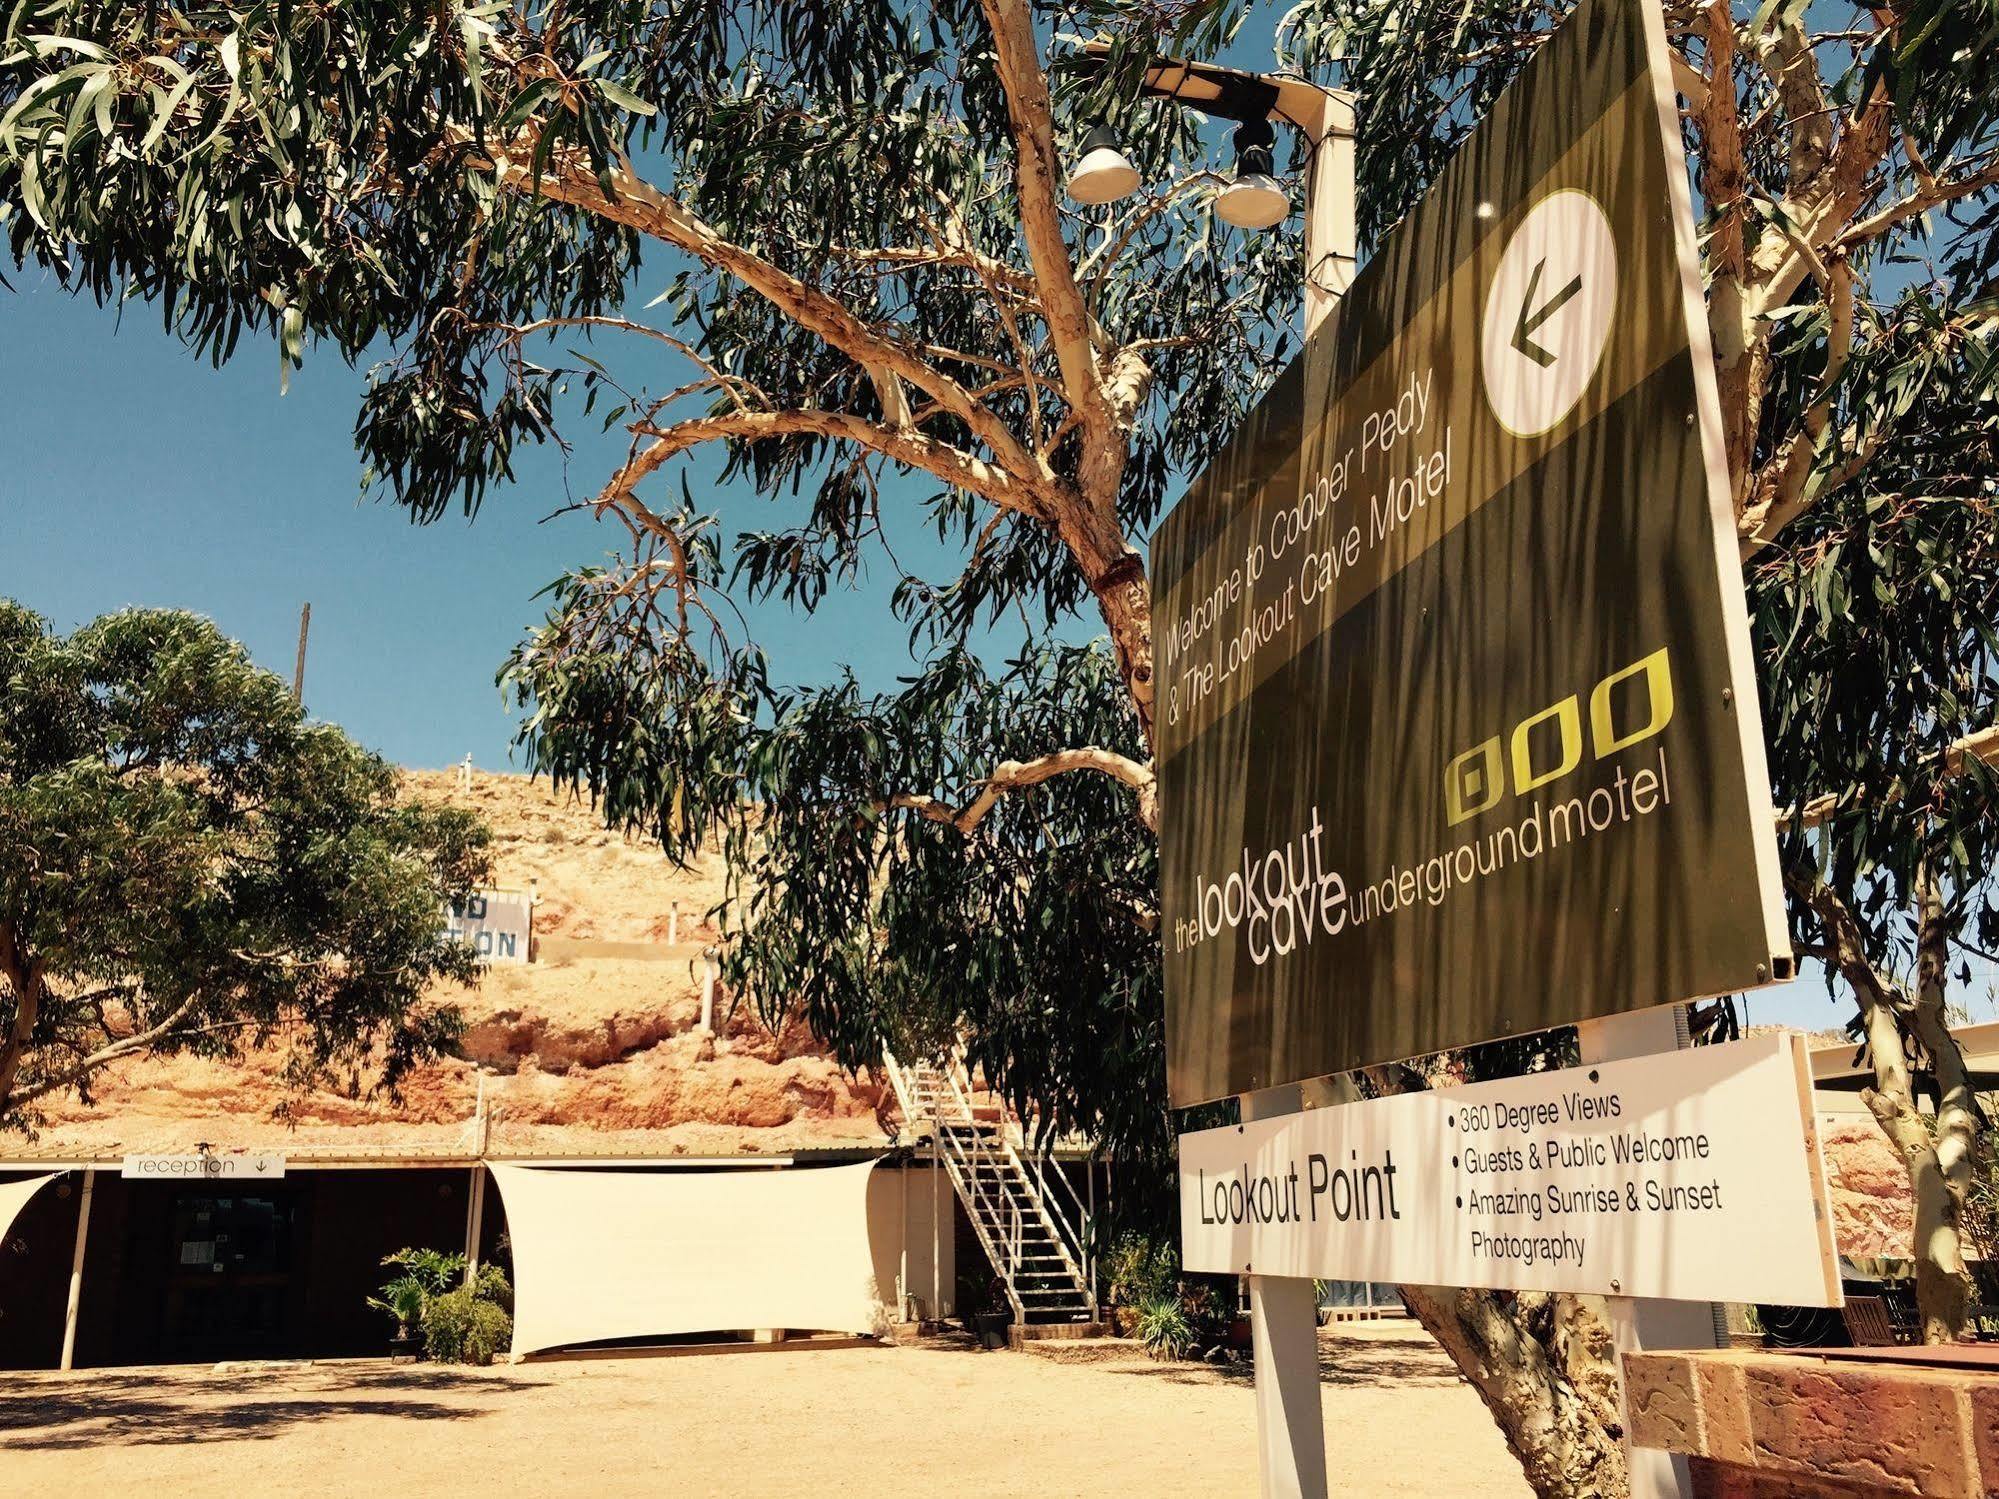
[882,1048,1097,1327]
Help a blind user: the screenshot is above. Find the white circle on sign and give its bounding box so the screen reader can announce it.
[1480,189,1617,438]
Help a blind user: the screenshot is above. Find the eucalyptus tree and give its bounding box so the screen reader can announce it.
[4,0,1997,1493]
[1751,356,1999,1342]
[0,602,490,1126]
[3,0,1292,1174]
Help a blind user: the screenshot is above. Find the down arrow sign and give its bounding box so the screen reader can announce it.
[1511,257,1584,369]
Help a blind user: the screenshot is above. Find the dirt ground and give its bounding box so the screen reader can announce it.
[0,1325,1530,1498]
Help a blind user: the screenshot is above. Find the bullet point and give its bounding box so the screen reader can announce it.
[1447,1112,1455,1127]
[1452,1155,1459,1168]
[1455,1196,1463,1208]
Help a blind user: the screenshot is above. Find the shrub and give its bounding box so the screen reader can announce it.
[369,1247,515,1360]
[471,1261,514,1313]
[422,1287,514,1365]
[1135,1295,1194,1361]
[1178,1277,1236,1351]
[1103,1231,1177,1313]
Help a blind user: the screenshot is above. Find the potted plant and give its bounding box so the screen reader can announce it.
[958,1266,1014,1349]
[371,1276,429,1362]
[367,1247,465,1360]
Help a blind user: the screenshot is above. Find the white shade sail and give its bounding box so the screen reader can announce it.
[0,1173,59,1245]
[491,1161,895,1356]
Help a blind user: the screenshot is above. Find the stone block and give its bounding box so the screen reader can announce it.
[1741,1359,1973,1498]
[1625,1351,1701,1453]
[1693,1355,1755,1467]
[1691,1456,1921,1499]
[1967,1379,1998,1499]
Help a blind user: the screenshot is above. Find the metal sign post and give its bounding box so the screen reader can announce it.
[1575,1007,1718,1499]
[1240,1084,1327,1499]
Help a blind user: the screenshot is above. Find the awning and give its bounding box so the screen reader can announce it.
[490,1160,893,1355]
[0,1173,59,1244]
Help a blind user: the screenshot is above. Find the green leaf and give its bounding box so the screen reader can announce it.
[595,80,657,117]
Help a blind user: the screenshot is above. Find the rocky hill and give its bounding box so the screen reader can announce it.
[26,770,886,1158]
[19,771,1919,1264]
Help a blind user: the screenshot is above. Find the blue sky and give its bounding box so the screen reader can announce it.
[0,273,983,772]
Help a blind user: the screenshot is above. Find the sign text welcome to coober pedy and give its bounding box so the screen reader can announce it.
[1151,0,1791,1104]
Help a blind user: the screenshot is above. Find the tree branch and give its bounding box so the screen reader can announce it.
[622,410,1047,517]
[978,0,1118,479]
[0,919,43,1110]
[1750,70,1893,317]
[1800,868,1976,1339]
[890,746,1158,835]
[476,313,770,413]
[5,989,205,1113]
[1694,2,1756,499]
[1780,722,1999,832]
[474,133,1049,489]
[1834,155,1999,250]
[1739,250,1856,553]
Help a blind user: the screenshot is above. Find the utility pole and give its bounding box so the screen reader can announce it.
[292,602,312,704]
[1072,47,1357,1499]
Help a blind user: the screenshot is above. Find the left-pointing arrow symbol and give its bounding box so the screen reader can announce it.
[1511,257,1584,369]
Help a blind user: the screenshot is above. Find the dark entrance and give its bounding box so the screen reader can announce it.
[1,1166,507,1368]
[160,1191,301,1361]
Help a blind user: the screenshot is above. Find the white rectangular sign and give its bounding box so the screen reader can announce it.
[121,1152,286,1182]
[446,888,533,965]
[1180,1034,1839,1306]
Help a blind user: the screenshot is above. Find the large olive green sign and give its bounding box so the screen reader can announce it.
[1153,0,1791,1106]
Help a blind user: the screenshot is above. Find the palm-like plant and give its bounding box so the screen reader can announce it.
[366,1247,466,1337]
[367,1276,431,1339]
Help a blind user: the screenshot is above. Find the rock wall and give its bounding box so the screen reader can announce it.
[1818,1119,1918,1261]
[28,770,884,1156]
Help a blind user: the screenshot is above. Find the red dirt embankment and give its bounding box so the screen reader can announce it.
[26,769,885,1158]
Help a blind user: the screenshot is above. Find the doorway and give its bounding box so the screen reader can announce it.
[160,1191,301,1361]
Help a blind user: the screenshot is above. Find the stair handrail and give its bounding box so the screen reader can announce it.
[936,1119,1027,1320]
[942,1044,1095,1320]
[939,1042,981,1121]
[1014,1137,1096,1317]
[994,1127,1094,1314]
[879,1048,925,1127]
[895,1043,1099,1325]
[887,1048,1032,1318]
